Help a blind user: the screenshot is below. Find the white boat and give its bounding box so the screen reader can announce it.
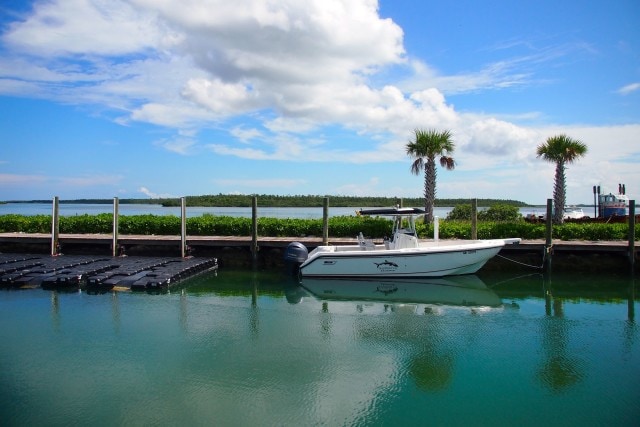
[563,207,587,220]
[284,207,521,278]
[300,275,503,307]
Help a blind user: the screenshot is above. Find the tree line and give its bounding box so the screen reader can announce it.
[162,195,528,208]
[4,195,527,208]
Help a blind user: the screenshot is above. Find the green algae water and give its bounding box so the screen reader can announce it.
[1,270,638,426]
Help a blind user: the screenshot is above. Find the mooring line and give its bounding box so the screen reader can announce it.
[496,253,544,270]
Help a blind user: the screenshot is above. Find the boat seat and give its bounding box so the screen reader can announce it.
[357,232,376,250]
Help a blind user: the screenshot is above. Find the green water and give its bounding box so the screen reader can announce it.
[1,270,638,426]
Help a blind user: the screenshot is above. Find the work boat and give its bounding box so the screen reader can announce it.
[284,207,521,278]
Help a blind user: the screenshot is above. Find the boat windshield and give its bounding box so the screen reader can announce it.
[357,207,424,237]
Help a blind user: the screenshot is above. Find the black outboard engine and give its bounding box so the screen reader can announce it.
[284,242,309,276]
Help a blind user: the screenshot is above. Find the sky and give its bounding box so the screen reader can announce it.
[0,0,638,205]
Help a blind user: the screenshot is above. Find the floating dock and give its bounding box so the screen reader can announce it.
[0,253,218,292]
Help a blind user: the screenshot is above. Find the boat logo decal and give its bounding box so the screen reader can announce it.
[374,260,399,272]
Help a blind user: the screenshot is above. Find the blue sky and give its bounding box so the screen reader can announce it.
[1,0,638,204]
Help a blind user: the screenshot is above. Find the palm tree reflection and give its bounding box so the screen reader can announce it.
[537,275,583,392]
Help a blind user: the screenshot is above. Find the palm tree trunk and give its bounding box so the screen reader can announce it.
[424,157,436,222]
[553,161,566,224]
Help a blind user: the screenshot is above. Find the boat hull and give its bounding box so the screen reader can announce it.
[299,240,506,278]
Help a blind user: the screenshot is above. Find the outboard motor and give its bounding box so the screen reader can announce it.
[284,242,309,276]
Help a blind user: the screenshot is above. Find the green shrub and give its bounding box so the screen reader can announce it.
[60,214,113,233]
[446,204,522,222]
[479,204,522,222]
[446,204,473,220]
[0,213,637,241]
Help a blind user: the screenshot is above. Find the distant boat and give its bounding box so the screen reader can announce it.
[284,207,520,278]
[563,207,587,220]
[599,192,629,219]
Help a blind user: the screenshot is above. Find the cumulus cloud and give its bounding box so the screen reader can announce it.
[139,186,174,198]
[0,0,637,203]
[2,0,167,56]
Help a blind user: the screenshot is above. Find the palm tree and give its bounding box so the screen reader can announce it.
[406,129,456,223]
[536,134,588,224]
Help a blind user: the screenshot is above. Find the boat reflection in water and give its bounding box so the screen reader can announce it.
[296,275,504,311]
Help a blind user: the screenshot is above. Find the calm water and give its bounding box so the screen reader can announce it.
[0,202,454,218]
[1,269,638,426]
[0,202,549,219]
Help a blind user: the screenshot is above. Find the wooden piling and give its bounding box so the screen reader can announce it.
[322,197,329,245]
[181,197,187,258]
[51,196,59,256]
[544,199,553,273]
[629,200,636,271]
[471,198,478,240]
[251,196,258,264]
[112,197,119,257]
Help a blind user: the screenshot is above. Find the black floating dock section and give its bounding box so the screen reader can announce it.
[0,254,218,292]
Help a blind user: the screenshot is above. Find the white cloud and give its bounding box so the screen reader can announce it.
[139,186,174,198]
[0,0,637,204]
[154,137,197,155]
[3,0,167,56]
[617,82,640,95]
[230,126,263,143]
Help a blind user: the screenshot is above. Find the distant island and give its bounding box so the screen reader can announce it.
[4,194,530,208]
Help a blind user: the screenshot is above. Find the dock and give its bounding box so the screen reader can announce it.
[0,232,637,273]
[0,251,218,292]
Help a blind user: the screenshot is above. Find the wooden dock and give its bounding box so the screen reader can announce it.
[0,231,633,248]
[0,231,635,250]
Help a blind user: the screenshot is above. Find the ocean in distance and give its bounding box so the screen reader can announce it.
[0,269,638,425]
[0,202,549,219]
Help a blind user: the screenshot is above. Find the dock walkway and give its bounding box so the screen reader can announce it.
[0,231,635,253]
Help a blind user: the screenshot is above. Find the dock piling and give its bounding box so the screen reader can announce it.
[112,197,119,257]
[181,197,187,258]
[51,196,59,256]
[471,198,477,240]
[629,200,636,271]
[251,196,259,264]
[323,197,329,245]
[544,199,553,273]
